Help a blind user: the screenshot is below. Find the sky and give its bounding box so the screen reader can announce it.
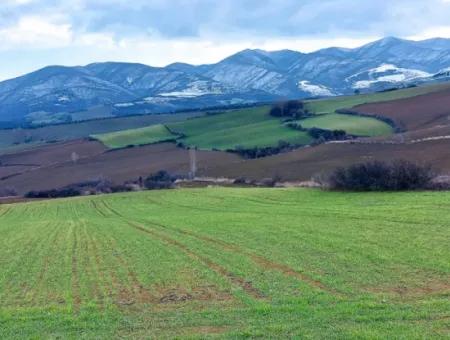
[1,0,450,80]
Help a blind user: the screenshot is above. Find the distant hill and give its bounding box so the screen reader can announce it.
[2,37,450,126]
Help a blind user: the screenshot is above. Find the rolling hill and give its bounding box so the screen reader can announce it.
[2,37,450,126]
[2,81,450,195]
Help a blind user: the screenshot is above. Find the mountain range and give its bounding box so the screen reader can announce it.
[2,36,450,127]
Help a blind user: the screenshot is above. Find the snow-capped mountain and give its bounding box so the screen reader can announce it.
[1,37,450,126]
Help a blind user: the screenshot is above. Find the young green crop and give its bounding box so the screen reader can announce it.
[0,188,449,338]
[298,113,393,136]
[92,124,176,149]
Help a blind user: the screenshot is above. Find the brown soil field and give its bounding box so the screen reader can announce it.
[353,89,450,131]
[0,142,241,195]
[204,139,450,181]
[0,139,107,180]
[2,137,450,194]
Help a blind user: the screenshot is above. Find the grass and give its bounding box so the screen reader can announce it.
[305,82,450,114]
[92,124,177,148]
[0,188,449,338]
[167,106,311,150]
[0,112,202,153]
[298,113,394,136]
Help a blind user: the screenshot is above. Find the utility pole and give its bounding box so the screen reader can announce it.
[189,147,197,179]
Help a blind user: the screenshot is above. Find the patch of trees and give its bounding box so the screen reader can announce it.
[270,100,310,119]
[24,170,179,199]
[308,127,348,141]
[324,160,433,191]
[144,170,176,189]
[286,122,350,143]
[26,188,82,199]
[229,140,297,159]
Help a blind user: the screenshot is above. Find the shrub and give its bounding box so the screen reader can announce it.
[269,100,310,119]
[144,170,176,190]
[308,128,347,141]
[230,140,297,159]
[327,160,433,191]
[25,188,81,199]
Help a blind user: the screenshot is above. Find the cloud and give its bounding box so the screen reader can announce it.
[0,16,72,49]
[1,0,450,80]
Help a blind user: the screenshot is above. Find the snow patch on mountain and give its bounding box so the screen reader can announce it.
[298,81,334,96]
[114,102,135,107]
[58,96,70,102]
[350,64,432,89]
[158,80,225,98]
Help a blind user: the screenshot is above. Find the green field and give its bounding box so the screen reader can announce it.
[168,106,312,150]
[306,82,450,114]
[92,124,177,148]
[299,113,394,136]
[0,112,202,154]
[0,188,448,338]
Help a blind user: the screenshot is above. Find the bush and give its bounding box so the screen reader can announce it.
[327,160,433,191]
[308,128,348,141]
[270,100,310,119]
[25,188,81,199]
[230,140,298,159]
[144,170,176,190]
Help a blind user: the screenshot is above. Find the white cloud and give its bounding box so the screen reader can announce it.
[0,16,72,49]
[408,26,450,40]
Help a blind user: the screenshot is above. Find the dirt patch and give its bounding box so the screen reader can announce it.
[205,138,450,181]
[353,89,450,132]
[157,285,232,304]
[0,142,241,195]
[71,226,81,312]
[368,279,450,298]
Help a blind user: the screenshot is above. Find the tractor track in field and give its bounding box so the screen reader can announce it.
[136,219,341,297]
[80,221,104,307]
[100,199,341,298]
[31,222,62,306]
[99,200,265,300]
[100,199,342,297]
[0,207,11,217]
[86,210,157,306]
[0,223,56,307]
[87,231,114,304]
[90,200,108,217]
[108,237,157,305]
[71,224,81,312]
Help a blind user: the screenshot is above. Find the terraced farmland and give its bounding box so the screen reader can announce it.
[0,188,449,338]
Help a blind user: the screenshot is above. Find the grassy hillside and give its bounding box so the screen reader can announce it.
[299,113,393,136]
[92,124,177,148]
[306,82,450,114]
[0,112,202,154]
[0,188,449,338]
[95,84,450,151]
[168,106,312,150]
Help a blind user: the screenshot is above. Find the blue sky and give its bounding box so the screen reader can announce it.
[1,0,450,80]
